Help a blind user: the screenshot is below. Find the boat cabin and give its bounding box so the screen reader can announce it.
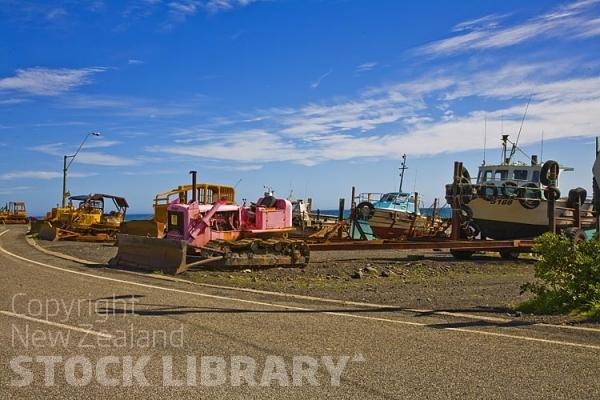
[373,192,419,214]
[477,164,541,187]
[476,163,573,188]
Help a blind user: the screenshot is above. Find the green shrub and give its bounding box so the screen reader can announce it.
[519,232,600,318]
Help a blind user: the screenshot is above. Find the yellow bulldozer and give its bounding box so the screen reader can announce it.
[0,201,28,224]
[31,194,129,241]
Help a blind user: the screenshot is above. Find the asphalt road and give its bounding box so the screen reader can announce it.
[1,225,600,399]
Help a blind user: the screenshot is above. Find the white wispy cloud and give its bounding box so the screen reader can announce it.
[0,186,31,195]
[74,152,139,166]
[0,67,107,96]
[155,56,600,167]
[128,59,144,65]
[416,0,600,56]
[59,94,195,117]
[204,0,259,13]
[161,0,258,29]
[355,62,378,73]
[0,171,97,180]
[310,69,333,89]
[29,141,138,167]
[452,13,510,32]
[46,8,67,22]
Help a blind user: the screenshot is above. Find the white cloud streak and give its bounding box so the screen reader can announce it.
[29,141,138,167]
[416,0,600,56]
[355,62,378,73]
[152,59,600,167]
[0,171,97,180]
[0,67,107,96]
[310,69,333,89]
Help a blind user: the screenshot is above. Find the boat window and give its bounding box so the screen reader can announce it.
[482,170,493,182]
[531,170,540,183]
[512,169,528,181]
[494,170,508,180]
[393,194,409,203]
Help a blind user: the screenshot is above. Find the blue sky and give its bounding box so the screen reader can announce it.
[1,0,600,215]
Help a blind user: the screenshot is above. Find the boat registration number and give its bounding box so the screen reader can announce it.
[488,199,513,205]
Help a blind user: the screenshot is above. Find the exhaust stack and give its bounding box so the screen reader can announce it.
[190,170,197,203]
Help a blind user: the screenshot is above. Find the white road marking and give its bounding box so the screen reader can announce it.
[19,229,600,333]
[0,310,114,338]
[1,230,599,350]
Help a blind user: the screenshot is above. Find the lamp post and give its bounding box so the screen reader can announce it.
[61,132,101,207]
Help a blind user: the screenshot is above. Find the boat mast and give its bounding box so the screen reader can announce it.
[398,154,407,192]
[501,135,509,165]
[507,94,532,164]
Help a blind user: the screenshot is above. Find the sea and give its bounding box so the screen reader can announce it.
[314,207,453,219]
[124,213,153,221]
[125,208,453,221]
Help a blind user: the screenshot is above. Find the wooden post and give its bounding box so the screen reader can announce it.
[409,192,419,238]
[596,137,600,234]
[350,186,356,239]
[451,162,463,240]
[337,198,345,239]
[574,198,581,229]
[547,189,556,234]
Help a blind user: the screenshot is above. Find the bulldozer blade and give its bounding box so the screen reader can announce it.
[110,234,189,275]
[119,219,164,238]
[37,222,58,241]
[29,220,50,235]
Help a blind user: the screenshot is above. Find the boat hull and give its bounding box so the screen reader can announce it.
[466,197,595,240]
[367,209,448,240]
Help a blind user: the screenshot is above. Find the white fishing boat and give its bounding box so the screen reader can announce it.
[449,135,595,240]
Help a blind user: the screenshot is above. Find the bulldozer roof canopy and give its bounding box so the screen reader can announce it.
[69,193,129,208]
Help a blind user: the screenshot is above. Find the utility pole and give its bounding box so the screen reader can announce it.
[62,132,101,207]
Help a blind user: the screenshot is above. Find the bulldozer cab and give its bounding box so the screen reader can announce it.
[10,201,26,217]
[0,201,28,224]
[153,183,235,226]
[69,194,129,228]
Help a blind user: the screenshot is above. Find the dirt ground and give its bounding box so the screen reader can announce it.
[32,235,600,325]
[34,239,544,315]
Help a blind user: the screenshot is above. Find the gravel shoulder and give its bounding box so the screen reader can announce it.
[30,235,598,326]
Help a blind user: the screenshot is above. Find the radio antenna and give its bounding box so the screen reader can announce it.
[508,93,533,162]
[483,116,487,165]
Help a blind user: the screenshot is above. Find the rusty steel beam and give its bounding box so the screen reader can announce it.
[308,239,534,252]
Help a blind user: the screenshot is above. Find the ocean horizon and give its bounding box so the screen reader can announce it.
[124,207,452,221]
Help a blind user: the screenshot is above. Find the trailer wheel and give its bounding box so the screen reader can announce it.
[564,227,587,243]
[499,249,519,260]
[450,249,474,260]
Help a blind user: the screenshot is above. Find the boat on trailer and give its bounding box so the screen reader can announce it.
[448,135,595,240]
[356,155,450,240]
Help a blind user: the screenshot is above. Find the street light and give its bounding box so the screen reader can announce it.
[61,132,101,207]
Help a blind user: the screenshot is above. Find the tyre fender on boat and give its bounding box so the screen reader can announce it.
[566,187,587,209]
[461,166,471,181]
[479,182,498,200]
[500,181,518,197]
[517,183,541,209]
[356,201,374,220]
[544,185,561,201]
[540,160,559,186]
[457,175,473,204]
